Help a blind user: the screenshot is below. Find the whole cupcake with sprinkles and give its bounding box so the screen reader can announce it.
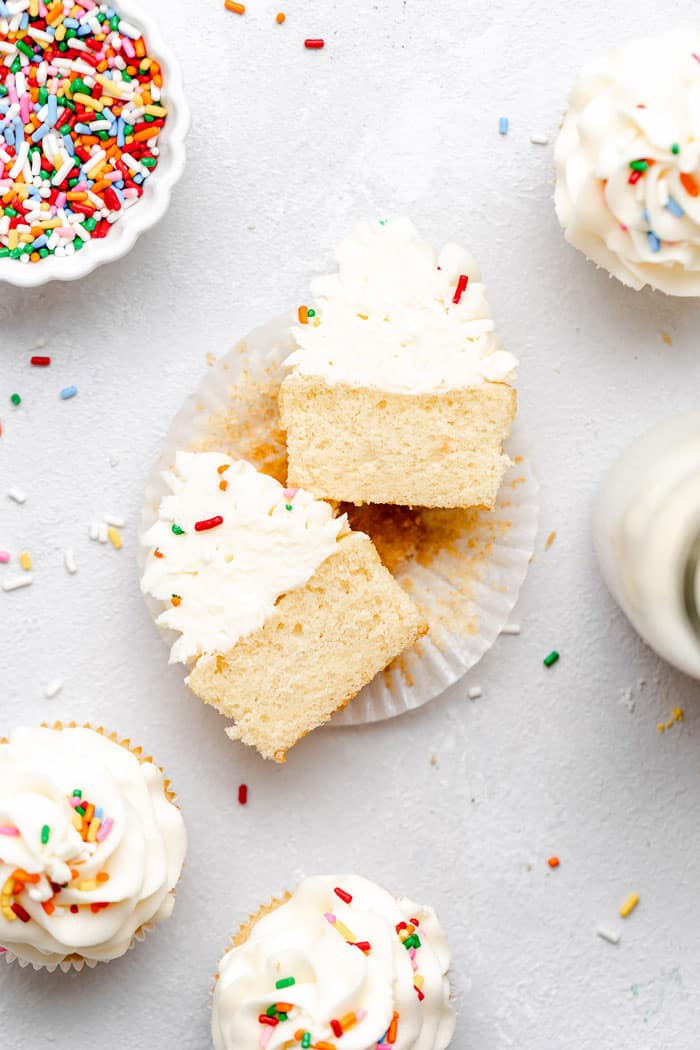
[0,0,167,265]
[0,724,186,971]
[555,28,700,294]
[211,875,455,1050]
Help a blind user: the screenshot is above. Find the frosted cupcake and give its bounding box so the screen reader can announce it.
[279,218,518,509]
[555,29,700,294]
[212,874,455,1050]
[0,725,186,971]
[140,453,426,762]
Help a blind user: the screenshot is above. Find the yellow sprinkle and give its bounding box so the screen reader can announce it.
[2,876,14,896]
[545,530,557,550]
[87,818,100,843]
[19,551,32,572]
[73,92,104,112]
[54,23,66,42]
[8,229,18,250]
[72,812,83,831]
[673,706,684,722]
[666,720,674,729]
[78,879,96,892]
[333,919,356,942]
[2,906,16,922]
[144,104,167,118]
[657,723,665,733]
[414,974,425,989]
[619,892,639,919]
[107,527,122,551]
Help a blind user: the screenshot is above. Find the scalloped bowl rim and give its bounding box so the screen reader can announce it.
[0,0,189,288]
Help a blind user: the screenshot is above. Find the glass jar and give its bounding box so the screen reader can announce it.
[594,411,700,679]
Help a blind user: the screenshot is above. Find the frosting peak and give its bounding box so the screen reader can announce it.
[141,454,349,665]
[0,727,186,969]
[555,30,700,294]
[212,875,455,1050]
[286,218,517,393]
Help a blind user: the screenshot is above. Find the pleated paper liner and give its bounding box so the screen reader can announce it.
[0,721,180,973]
[140,311,539,726]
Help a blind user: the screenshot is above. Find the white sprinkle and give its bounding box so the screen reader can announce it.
[468,685,482,700]
[44,679,63,699]
[103,514,125,528]
[109,454,120,467]
[88,522,99,541]
[64,548,77,575]
[501,623,521,636]
[596,925,621,945]
[530,134,549,145]
[6,487,27,504]
[2,573,33,592]
[98,522,108,544]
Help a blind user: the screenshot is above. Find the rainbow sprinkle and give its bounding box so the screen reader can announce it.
[0,2,167,265]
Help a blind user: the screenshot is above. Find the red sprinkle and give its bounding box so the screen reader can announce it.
[330,1020,343,1038]
[304,38,324,49]
[238,784,248,805]
[30,356,51,366]
[194,515,224,532]
[334,886,353,904]
[353,940,371,952]
[452,274,469,304]
[11,902,30,923]
[628,170,643,185]
[259,1015,279,1027]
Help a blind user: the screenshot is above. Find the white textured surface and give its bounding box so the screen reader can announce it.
[1,1,700,1047]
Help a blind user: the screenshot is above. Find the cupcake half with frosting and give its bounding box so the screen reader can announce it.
[279,218,518,509]
[140,453,426,762]
[555,29,700,294]
[0,724,186,972]
[212,874,455,1050]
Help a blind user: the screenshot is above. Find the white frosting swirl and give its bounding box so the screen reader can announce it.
[141,454,349,665]
[286,218,517,392]
[212,875,455,1050]
[0,727,186,968]
[555,30,700,294]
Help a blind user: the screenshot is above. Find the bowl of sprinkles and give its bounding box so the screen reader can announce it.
[0,0,188,286]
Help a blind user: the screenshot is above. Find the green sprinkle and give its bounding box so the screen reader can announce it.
[629,160,649,172]
[38,87,48,106]
[307,308,316,317]
[16,40,34,59]
[72,789,82,798]
[82,217,97,232]
[275,976,295,990]
[412,934,421,948]
[171,524,185,535]
[75,805,86,817]
[278,1013,288,1022]
[41,825,50,845]
[672,143,680,155]
[4,206,18,217]
[285,504,293,511]
[0,248,10,259]
[141,157,157,168]
[301,1035,311,1049]
[543,650,560,668]
[265,1005,278,1018]
[10,393,21,406]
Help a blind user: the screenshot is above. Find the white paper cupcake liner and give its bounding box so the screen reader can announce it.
[1,921,154,974]
[140,311,539,725]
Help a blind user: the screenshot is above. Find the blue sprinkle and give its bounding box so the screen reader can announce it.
[0,1,9,16]
[5,125,14,147]
[60,385,78,401]
[63,17,79,28]
[19,11,28,29]
[499,116,509,136]
[666,196,684,218]
[647,231,661,253]
[642,208,650,225]
[47,94,58,126]
[31,123,50,143]
[32,235,47,249]
[63,134,75,157]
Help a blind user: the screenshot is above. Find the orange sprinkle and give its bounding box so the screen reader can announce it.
[387,1012,399,1043]
[219,480,228,492]
[225,0,246,10]
[275,1003,293,1012]
[153,548,164,559]
[171,595,182,607]
[547,856,560,869]
[545,530,557,550]
[298,304,309,324]
[41,900,55,915]
[276,11,286,22]
[96,872,110,883]
[217,464,230,474]
[134,37,146,58]
[681,172,700,198]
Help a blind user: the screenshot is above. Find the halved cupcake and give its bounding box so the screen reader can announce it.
[140,453,426,762]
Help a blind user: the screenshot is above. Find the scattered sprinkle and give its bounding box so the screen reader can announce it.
[238,784,248,805]
[171,523,185,535]
[18,551,32,572]
[40,824,50,845]
[596,925,621,945]
[98,522,108,543]
[468,685,482,700]
[60,385,78,401]
[647,231,661,253]
[680,172,700,198]
[619,892,639,919]
[195,515,224,532]
[661,332,672,346]
[275,976,296,990]
[30,356,51,367]
[545,530,557,549]
[44,679,63,699]
[547,856,560,869]
[671,143,680,155]
[0,550,9,563]
[452,274,469,305]
[304,38,325,49]
[298,304,309,324]
[530,133,549,145]
[501,623,521,636]
[0,826,20,837]
[334,886,353,904]
[103,514,126,528]
[666,196,684,218]
[10,393,21,406]
[276,12,286,24]
[64,548,77,575]
[6,487,26,504]
[543,650,560,668]
[498,116,509,135]
[107,527,123,550]
[224,0,246,12]
[2,574,33,592]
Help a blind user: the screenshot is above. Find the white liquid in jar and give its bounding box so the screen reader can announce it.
[594,411,700,679]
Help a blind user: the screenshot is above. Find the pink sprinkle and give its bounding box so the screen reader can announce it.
[69,797,82,808]
[356,1009,367,1022]
[0,826,20,836]
[96,817,113,842]
[693,53,700,64]
[0,947,6,954]
[259,1026,274,1050]
[0,551,10,564]
[324,912,337,924]
[283,488,298,500]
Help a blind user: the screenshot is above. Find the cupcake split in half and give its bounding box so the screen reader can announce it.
[280,218,518,509]
[212,874,455,1050]
[141,453,426,762]
[0,725,186,971]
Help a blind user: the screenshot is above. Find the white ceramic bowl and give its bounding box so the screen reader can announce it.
[0,0,189,288]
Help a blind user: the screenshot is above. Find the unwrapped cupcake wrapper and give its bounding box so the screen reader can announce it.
[140,312,539,726]
[0,721,177,973]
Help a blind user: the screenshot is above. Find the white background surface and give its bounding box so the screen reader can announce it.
[1,1,700,1047]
